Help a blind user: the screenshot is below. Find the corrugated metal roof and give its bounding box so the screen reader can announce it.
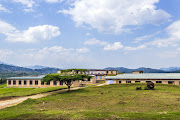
[6,75,46,80]
[105,73,180,80]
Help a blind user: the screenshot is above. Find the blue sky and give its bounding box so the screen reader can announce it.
[0,0,180,69]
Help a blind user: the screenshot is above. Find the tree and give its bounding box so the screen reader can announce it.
[42,74,92,91]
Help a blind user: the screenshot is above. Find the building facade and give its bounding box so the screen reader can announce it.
[6,69,118,88]
[6,75,81,88]
[57,69,118,83]
[105,72,180,85]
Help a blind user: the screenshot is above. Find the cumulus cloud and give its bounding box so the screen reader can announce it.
[146,20,180,48]
[5,25,61,43]
[12,0,35,8]
[0,20,61,43]
[124,45,146,51]
[45,0,64,3]
[76,48,89,53]
[61,0,171,33]
[0,20,16,34]
[104,42,123,50]
[2,46,93,68]
[84,38,108,46]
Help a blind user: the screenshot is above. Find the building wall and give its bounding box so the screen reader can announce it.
[6,79,81,88]
[108,79,180,85]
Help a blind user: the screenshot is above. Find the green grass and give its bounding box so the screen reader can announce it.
[0,84,6,88]
[0,86,66,99]
[0,83,180,120]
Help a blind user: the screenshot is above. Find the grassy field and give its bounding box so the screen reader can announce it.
[0,83,180,119]
[0,84,66,99]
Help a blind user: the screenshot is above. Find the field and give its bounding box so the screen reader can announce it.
[0,84,66,99]
[0,83,180,119]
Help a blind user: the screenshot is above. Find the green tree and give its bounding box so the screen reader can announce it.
[42,74,92,91]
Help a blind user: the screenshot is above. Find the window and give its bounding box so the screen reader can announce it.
[126,81,131,83]
[24,80,27,85]
[8,80,11,85]
[156,81,162,83]
[41,82,44,85]
[135,81,140,83]
[53,81,57,85]
[19,80,21,85]
[168,81,174,84]
[13,80,16,85]
[146,81,151,83]
[46,81,50,85]
[35,80,38,85]
[100,76,102,79]
[60,81,63,85]
[101,71,104,74]
[98,71,100,74]
[91,71,93,74]
[96,76,98,79]
[88,78,91,81]
[30,80,33,85]
[119,81,121,83]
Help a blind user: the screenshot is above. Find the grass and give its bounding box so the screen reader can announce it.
[0,86,66,99]
[0,83,180,119]
[0,84,6,88]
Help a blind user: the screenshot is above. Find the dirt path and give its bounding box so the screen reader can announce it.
[0,87,82,110]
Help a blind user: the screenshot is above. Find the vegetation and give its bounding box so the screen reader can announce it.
[0,86,66,99]
[0,84,6,88]
[42,74,92,91]
[0,83,180,119]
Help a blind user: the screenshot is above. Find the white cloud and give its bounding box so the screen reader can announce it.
[24,8,35,12]
[124,45,146,51]
[2,46,93,68]
[0,20,16,34]
[45,0,64,3]
[0,20,61,43]
[146,20,180,48]
[84,38,108,46]
[134,31,160,43]
[104,42,123,50]
[166,20,180,39]
[0,4,9,12]
[12,0,35,8]
[5,25,61,43]
[39,46,73,55]
[76,48,89,53]
[61,0,171,33]
[85,33,91,36]
[0,49,13,61]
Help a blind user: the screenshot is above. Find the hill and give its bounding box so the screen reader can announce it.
[104,67,167,73]
[160,67,180,71]
[0,63,61,79]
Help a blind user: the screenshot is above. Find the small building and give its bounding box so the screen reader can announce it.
[105,73,180,85]
[6,75,81,88]
[57,69,118,83]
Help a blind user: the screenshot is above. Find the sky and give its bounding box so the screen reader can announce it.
[0,0,180,69]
